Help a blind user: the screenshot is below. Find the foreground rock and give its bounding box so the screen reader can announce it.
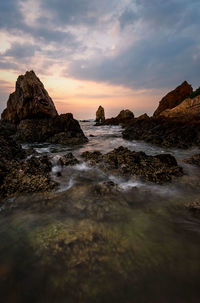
[185,200,200,214]
[96,105,105,123]
[0,156,57,198]
[123,116,200,148]
[82,146,183,184]
[1,71,88,145]
[153,81,193,117]
[103,109,134,125]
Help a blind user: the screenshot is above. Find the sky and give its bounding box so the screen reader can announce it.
[0,0,200,119]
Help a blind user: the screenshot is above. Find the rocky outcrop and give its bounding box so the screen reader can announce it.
[1,71,58,123]
[0,71,88,145]
[96,106,105,123]
[103,109,134,125]
[122,116,200,148]
[13,113,88,144]
[160,95,200,120]
[153,81,193,117]
[82,146,183,184]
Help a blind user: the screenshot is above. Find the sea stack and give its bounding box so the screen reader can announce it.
[1,71,88,145]
[96,106,105,123]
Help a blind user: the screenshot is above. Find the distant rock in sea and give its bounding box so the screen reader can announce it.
[153,81,193,117]
[1,70,88,145]
[96,106,105,123]
[103,109,134,125]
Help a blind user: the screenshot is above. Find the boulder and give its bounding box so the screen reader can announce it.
[96,106,105,123]
[116,109,134,120]
[153,81,193,117]
[1,70,58,123]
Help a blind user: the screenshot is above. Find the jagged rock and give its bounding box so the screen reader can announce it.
[160,95,200,120]
[96,106,105,123]
[82,146,183,184]
[0,156,57,198]
[184,154,200,166]
[122,117,200,148]
[103,109,134,125]
[135,113,150,121]
[0,72,88,145]
[1,71,58,123]
[59,153,79,166]
[153,81,193,117]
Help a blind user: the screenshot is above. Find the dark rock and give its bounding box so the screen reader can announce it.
[82,146,183,184]
[153,81,193,117]
[185,200,200,214]
[13,113,88,145]
[0,156,57,197]
[184,154,200,166]
[122,116,200,148]
[1,70,58,123]
[59,153,79,166]
[96,106,105,123]
[103,109,134,126]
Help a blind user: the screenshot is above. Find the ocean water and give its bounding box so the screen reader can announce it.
[1,121,200,303]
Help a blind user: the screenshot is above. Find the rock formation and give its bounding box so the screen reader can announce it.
[1,71,88,145]
[96,106,105,123]
[160,95,200,119]
[153,81,193,117]
[1,70,58,123]
[103,109,134,125]
[81,146,183,184]
[122,116,200,148]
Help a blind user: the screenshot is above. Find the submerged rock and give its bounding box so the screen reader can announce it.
[185,200,200,214]
[82,146,183,184]
[96,105,105,123]
[153,81,193,117]
[59,153,79,166]
[184,154,200,166]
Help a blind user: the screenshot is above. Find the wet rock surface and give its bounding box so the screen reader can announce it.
[59,153,80,166]
[82,146,183,184]
[122,116,200,148]
[0,156,57,198]
[184,154,200,166]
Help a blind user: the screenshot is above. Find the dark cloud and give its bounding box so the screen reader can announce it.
[4,42,40,59]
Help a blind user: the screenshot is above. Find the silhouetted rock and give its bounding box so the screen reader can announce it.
[0,71,88,145]
[153,81,193,117]
[96,106,105,123]
[82,146,183,184]
[103,109,134,125]
[135,113,150,121]
[1,71,58,123]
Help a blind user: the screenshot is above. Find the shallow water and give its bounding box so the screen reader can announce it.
[1,121,200,303]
